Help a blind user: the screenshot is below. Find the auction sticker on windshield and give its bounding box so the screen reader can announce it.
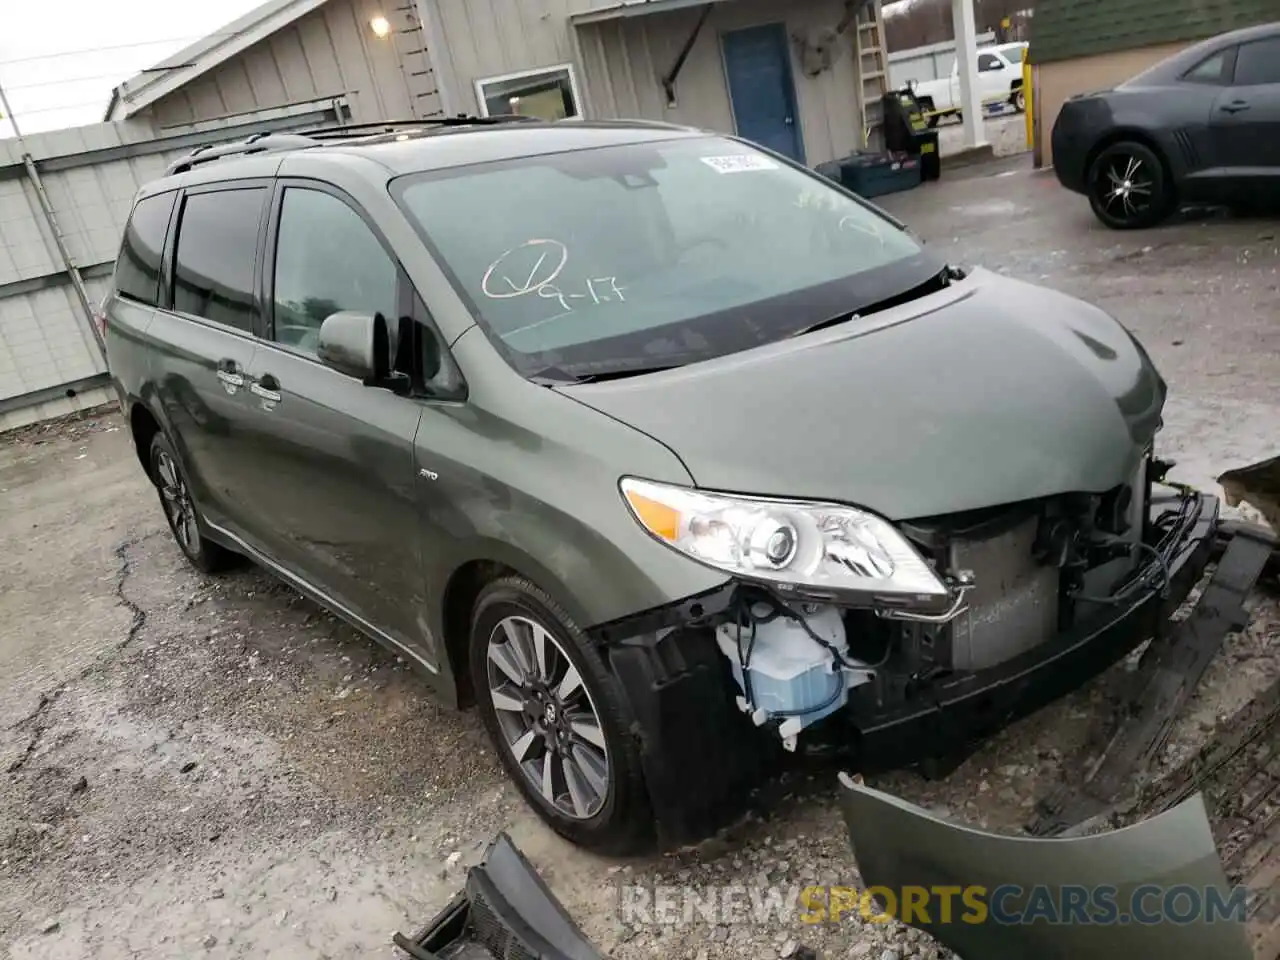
[701,155,779,174]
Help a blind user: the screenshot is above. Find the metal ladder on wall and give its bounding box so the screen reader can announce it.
[854,2,891,152]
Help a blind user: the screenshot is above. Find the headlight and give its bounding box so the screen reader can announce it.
[620,478,950,607]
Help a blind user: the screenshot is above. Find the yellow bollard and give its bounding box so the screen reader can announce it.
[1023,46,1034,150]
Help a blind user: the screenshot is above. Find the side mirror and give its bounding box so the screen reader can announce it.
[317,311,407,393]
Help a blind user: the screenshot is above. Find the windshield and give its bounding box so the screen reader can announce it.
[392,136,939,379]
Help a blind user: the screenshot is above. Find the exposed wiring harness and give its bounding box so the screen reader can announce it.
[1071,487,1201,606]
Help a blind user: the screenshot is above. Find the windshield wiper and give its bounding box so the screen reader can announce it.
[790,310,862,339]
[790,266,961,340]
[570,365,678,384]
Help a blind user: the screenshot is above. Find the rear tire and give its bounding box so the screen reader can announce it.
[469,576,653,855]
[1087,140,1175,230]
[148,432,241,574]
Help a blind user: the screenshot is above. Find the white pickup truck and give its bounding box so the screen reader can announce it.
[912,41,1027,125]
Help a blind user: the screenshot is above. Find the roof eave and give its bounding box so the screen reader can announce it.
[112,0,333,120]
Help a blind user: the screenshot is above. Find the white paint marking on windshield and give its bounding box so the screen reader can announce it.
[482,239,569,299]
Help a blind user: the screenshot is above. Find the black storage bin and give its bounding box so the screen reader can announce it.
[814,159,844,184]
[838,151,922,199]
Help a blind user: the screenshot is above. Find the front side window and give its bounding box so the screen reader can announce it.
[271,188,398,356]
[978,53,1003,72]
[1233,37,1280,86]
[476,65,580,120]
[392,137,938,380]
[172,188,266,332]
[113,191,175,306]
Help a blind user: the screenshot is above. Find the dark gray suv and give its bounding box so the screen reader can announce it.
[105,119,1221,854]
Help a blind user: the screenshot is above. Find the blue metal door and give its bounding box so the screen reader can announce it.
[721,23,804,162]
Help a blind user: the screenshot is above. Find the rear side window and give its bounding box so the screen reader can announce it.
[1234,37,1280,86]
[113,192,175,306]
[172,188,266,332]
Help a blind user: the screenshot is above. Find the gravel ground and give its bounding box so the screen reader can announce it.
[1,160,1277,960]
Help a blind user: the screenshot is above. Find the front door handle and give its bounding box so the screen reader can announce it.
[1220,100,1251,114]
[250,373,282,404]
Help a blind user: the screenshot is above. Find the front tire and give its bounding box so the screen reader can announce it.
[1012,87,1026,113]
[1087,140,1174,230]
[469,576,653,854]
[148,432,240,574]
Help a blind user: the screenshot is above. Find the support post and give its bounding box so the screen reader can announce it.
[951,0,987,150]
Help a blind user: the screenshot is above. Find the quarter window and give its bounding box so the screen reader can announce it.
[476,65,581,121]
[1182,49,1232,85]
[270,188,398,357]
[172,188,266,332]
[113,192,175,306]
[1233,37,1280,86]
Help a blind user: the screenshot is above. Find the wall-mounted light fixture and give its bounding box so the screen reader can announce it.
[370,15,392,38]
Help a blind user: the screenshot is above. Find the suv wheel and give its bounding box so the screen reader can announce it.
[1012,87,1026,112]
[1087,140,1174,230]
[149,433,240,574]
[469,576,652,854]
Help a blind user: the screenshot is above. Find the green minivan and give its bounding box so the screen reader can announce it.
[104,118,1218,853]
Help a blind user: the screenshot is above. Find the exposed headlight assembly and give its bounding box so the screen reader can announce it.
[621,478,953,612]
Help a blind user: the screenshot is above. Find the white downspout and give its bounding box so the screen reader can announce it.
[951,0,987,150]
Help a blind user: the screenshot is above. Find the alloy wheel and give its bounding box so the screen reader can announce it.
[155,450,199,555]
[1097,153,1154,224]
[485,615,610,820]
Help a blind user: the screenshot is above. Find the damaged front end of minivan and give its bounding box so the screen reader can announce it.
[589,455,1225,844]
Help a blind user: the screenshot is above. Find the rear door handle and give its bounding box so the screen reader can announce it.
[215,358,244,388]
[250,373,282,404]
[1220,100,1251,114]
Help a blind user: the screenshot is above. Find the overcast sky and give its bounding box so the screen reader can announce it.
[0,0,264,137]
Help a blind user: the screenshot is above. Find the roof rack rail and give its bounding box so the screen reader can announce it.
[164,131,318,176]
[162,115,543,177]
[301,114,543,139]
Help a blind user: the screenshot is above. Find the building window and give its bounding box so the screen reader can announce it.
[475,65,582,121]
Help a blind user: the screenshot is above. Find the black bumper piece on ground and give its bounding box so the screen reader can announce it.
[595,493,1227,847]
[397,833,603,960]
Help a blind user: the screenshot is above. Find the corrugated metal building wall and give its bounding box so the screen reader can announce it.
[2,0,444,430]
[142,0,441,127]
[426,0,886,166]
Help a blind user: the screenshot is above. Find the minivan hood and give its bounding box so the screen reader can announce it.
[559,269,1164,521]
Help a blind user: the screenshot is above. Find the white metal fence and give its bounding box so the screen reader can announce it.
[0,98,350,432]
